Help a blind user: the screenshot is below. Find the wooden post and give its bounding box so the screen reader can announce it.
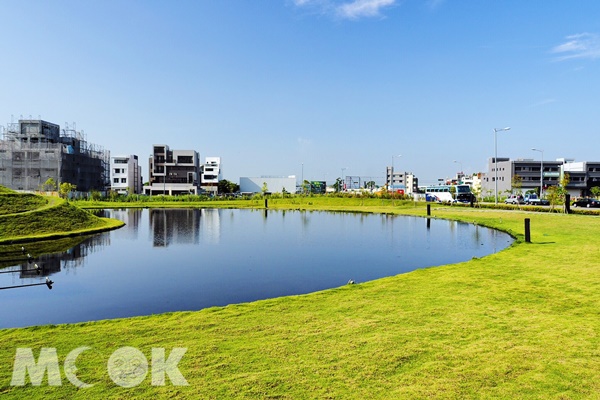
[524,218,531,243]
[427,204,431,216]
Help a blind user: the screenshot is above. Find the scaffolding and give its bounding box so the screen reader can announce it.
[0,119,110,192]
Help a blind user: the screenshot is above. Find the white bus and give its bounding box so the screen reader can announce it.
[425,184,474,203]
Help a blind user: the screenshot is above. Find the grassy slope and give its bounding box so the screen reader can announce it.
[0,194,123,244]
[1,200,599,398]
[0,186,16,194]
[0,194,47,216]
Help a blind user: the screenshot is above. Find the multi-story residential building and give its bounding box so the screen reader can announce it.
[385,166,418,194]
[405,173,419,195]
[200,157,222,195]
[0,119,109,192]
[143,144,200,195]
[110,155,142,195]
[461,173,483,196]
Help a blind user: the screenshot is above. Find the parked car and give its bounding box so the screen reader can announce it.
[504,194,524,205]
[572,198,600,208]
[524,194,550,206]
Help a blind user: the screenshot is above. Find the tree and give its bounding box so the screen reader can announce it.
[591,186,600,199]
[59,182,77,200]
[546,186,561,211]
[472,184,482,202]
[332,177,343,193]
[42,177,57,192]
[547,173,570,212]
[91,190,102,201]
[560,172,570,213]
[364,181,376,190]
[302,180,310,194]
[217,179,239,194]
[511,174,523,195]
[561,172,570,189]
[261,182,269,194]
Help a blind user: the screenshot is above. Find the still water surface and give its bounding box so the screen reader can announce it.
[0,209,513,328]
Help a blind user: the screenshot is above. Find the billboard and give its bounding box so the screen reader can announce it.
[310,181,327,194]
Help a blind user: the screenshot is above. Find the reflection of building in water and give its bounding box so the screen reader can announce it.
[150,209,201,247]
[20,258,61,278]
[200,209,221,244]
[108,209,141,240]
[19,234,111,278]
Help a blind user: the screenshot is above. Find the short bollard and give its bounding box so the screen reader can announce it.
[524,218,531,243]
[265,199,268,209]
[427,204,431,216]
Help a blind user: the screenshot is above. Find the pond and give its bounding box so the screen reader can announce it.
[0,208,513,328]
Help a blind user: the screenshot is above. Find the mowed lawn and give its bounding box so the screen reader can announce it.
[1,202,600,399]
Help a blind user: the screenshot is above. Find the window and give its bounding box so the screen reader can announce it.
[121,178,127,183]
[113,178,119,183]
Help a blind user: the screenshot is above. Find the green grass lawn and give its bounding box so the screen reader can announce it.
[1,200,600,398]
[0,196,123,244]
[0,194,48,216]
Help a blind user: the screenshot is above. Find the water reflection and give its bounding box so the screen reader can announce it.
[0,209,513,328]
[151,209,198,246]
[5,234,111,279]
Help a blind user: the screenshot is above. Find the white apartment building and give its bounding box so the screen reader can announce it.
[201,157,222,195]
[110,155,142,194]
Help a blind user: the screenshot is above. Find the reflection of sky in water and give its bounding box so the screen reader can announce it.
[0,209,513,328]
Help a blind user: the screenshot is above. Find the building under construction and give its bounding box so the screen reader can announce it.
[0,118,109,192]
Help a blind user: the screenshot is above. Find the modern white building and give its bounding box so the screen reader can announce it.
[143,144,201,195]
[239,176,296,194]
[110,155,142,194]
[201,157,222,195]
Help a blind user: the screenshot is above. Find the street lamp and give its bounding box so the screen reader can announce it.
[453,160,463,183]
[532,148,544,197]
[493,127,511,204]
[391,154,401,192]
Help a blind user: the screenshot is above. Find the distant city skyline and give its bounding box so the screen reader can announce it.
[2,1,600,186]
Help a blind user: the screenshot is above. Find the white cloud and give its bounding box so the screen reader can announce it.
[551,33,600,61]
[292,0,397,20]
[336,0,396,20]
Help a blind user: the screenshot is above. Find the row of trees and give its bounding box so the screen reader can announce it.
[40,178,77,199]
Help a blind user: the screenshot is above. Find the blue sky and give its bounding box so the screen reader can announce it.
[2,0,600,186]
